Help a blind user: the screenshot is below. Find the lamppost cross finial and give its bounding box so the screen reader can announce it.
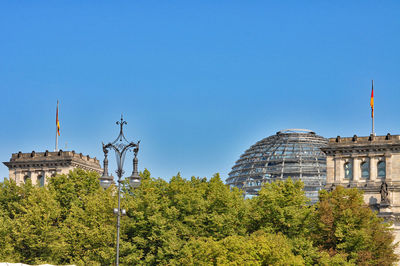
[116,114,127,137]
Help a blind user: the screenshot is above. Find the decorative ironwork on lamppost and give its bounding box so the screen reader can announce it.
[99,115,141,266]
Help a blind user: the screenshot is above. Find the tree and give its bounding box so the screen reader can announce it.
[173,231,304,265]
[120,170,248,265]
[47,168,101,219]
[0,178,65,264]
[0,208,16,262]
[246,178,323,264]
[0,170,398,265]
[247,178,313,238]
[10,185,65,264]
[0,169,116,265]
[48,169,116,265]
[0,178,25,262]
[312,186,398,265]
[59,187,116,265]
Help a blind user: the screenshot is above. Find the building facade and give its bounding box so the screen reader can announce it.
[322,133,400,255]
[3,150,102,186]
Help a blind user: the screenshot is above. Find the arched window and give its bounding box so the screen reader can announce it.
[344,162,353,180]
[378,161,386,179]
[38,175,44,187]
[361,159,370,179]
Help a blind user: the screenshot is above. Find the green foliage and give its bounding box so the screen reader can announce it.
[174,231,304,265]
[317,251,353,266]
[120,171,248,264]
[59,185,116,265]
[11,186,64,264]
[312,186,398,265]
[47,169,101,218]
[0,169,397,265]
[0,178,64,264]
[247,178,313,238]
[0,169,115,265]
[0,208,16,262]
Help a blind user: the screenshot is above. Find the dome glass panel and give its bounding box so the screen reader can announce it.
[226,129,327,203]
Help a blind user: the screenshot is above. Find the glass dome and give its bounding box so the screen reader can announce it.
[226,129,328,203]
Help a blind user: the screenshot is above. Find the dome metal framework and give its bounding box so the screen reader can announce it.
[226,129,328,203]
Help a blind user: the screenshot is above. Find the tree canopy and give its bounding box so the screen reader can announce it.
[0,169,397,265]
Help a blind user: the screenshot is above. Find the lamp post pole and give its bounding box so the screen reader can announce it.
[115,168,122,266]
[99,115,141,266]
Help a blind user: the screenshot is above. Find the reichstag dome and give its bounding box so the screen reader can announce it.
[226,129,328,203]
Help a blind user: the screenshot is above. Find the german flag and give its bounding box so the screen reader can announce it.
[56,100,60,136]
[370,81,374,118]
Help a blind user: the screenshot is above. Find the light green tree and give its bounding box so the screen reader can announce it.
[119,170,248,265]
[247,178,313,237]
[0,178,24,262]
[0,179,65,264]
[0,170,398,265]
[174,231,304,265]
[48,169,116,265]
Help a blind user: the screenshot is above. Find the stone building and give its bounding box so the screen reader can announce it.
[322,133,400,254]
[3,150,102,186]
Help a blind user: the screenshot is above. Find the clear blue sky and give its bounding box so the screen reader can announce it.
[1,1,400,181]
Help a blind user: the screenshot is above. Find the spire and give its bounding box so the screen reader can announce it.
[116,114,127,139]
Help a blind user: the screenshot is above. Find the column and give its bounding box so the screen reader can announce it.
[369,156,377,182]
[30,170,37,185]
[386,152,392,182]
[326,156,335,184]
[352,157,360,183]
[334,156,342,183]
[14,170,22,185]
[40,167,49,186]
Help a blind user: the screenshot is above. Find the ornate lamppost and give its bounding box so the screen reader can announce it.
[99,115,141,266]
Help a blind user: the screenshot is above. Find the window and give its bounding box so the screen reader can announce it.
[378,161,386,179]
[344,162,353,180]
[361,159,370,179]
[38,175,44,187]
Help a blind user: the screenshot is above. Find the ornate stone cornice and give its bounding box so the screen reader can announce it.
[3,150,102,174]
[322,134,400,155]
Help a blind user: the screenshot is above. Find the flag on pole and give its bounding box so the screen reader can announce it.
[56,100,60,136]
[370,81,374,118]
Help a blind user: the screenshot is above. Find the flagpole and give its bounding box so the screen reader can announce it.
[372,80,375,136]
[55,127,58,151]
[55,100,59,152]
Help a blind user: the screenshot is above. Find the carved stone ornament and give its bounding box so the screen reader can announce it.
[380,181,390,205]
